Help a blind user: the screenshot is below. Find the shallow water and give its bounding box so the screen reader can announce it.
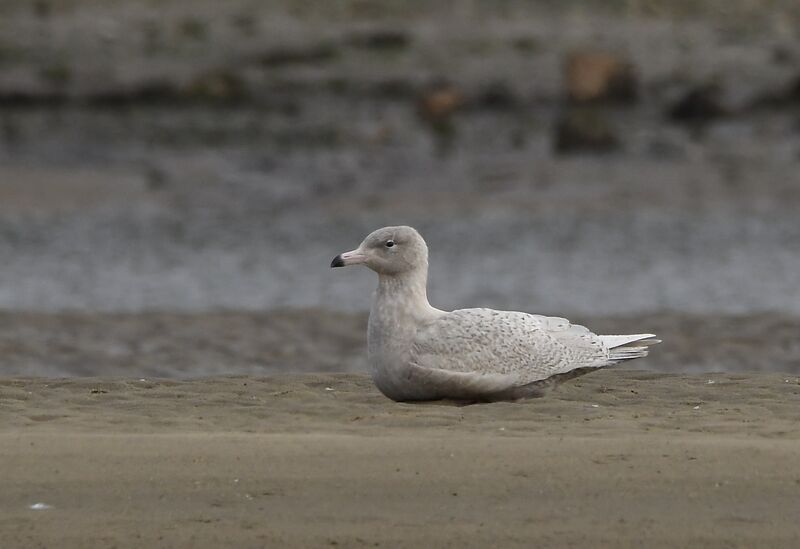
[0,102,799,315]
[1,3,799,316]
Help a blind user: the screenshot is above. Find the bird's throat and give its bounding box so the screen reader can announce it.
[376,268,431,315]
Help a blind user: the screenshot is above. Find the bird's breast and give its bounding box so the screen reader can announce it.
[367,298,426,398]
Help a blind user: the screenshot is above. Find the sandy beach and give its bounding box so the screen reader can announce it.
[2,1,800,546]
[2,370,799,548]
[1,311,798,547]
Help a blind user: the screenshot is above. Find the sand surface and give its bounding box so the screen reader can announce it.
[2,370,799,548]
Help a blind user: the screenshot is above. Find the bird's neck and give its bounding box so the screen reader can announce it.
[367,266,435,398]
[375,266,435,318]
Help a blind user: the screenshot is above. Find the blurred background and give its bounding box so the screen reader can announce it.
[1,0,799,377]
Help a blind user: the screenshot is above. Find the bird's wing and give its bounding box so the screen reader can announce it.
[410,308,610,384]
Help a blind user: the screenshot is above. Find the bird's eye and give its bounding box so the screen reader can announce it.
[385,240,395,248]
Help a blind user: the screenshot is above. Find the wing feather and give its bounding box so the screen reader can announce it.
[410,308,609,385]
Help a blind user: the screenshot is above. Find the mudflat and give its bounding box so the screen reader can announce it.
[2,371,799,548]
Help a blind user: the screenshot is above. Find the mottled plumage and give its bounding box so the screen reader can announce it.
[332,226,660,402]
[413,309,606,380]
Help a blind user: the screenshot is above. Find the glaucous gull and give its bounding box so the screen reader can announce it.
[331,226,660,402]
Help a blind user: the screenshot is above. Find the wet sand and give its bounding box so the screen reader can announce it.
[1,310,799,377]
[2,371,799,548]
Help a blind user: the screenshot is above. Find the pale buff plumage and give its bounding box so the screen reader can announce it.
[331,226,660,402]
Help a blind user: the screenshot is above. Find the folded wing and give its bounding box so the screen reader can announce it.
[409,308,611,385]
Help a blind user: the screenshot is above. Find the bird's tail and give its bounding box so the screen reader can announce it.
[600,334,661,363]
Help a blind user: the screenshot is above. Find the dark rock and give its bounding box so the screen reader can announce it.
[565,51,638,104]
[370,79,415,99]
[554,107,620,154]
[348,29,410,51]
[749,73,800,109]
[184,70,247,102]
[476,81,517,110]
[511,36,540,53]
[260,44,338,67]
[668,83,726,123]
[86,80,179,107]
[0,90,68,107]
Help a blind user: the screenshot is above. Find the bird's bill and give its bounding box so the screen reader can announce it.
[331,249,367,268]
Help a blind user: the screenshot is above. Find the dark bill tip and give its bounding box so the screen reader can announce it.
[330,254,345,268]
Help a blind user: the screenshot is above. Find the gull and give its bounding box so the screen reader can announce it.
[331,226,660,402]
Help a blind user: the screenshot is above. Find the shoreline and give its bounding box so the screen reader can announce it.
[1,310,799,377]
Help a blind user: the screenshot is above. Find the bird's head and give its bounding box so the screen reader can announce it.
[331,226,428,276]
